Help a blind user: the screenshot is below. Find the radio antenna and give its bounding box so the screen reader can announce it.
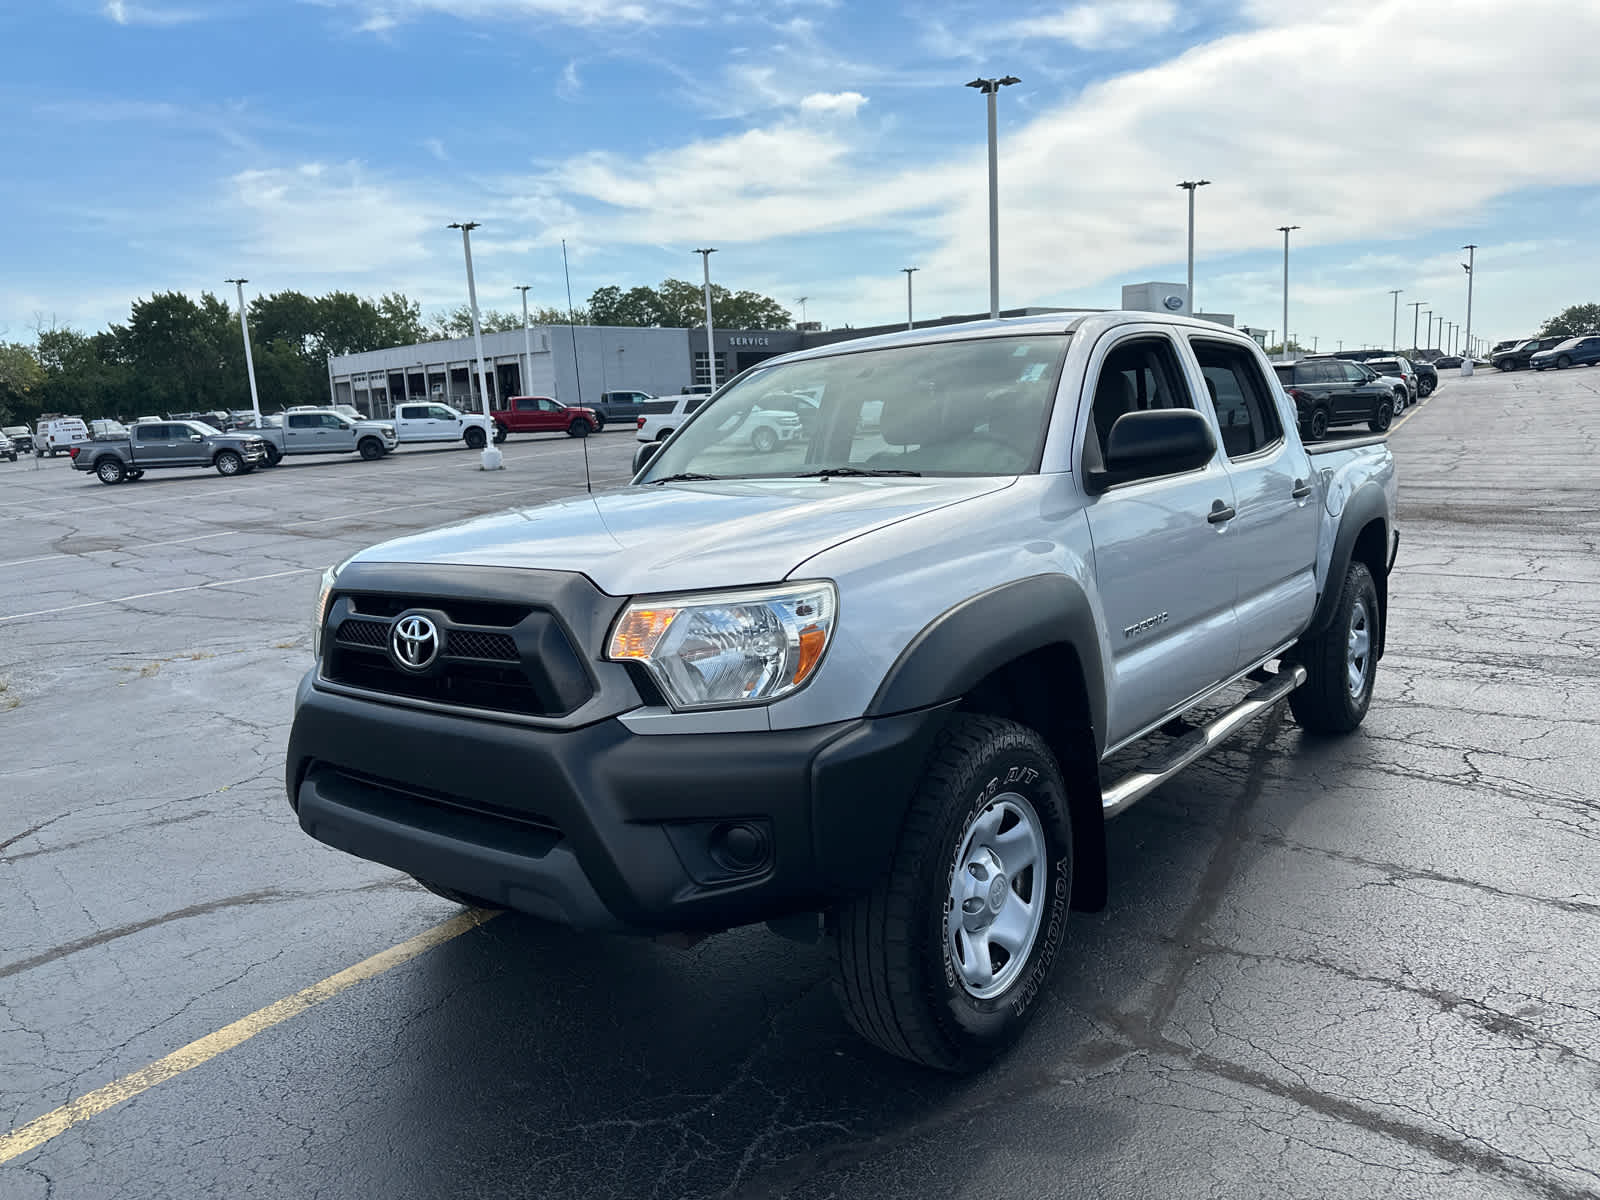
[563,238,591,494]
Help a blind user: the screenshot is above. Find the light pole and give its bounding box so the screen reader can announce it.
[515,284,533,398]
[795,296,809,325]
[1277,225,1300,362]
[448,221,501,470]
[967,75,1020,320]
[1425,310,1434,356]
[1461,244,1477,376]
[1389,289,1402,352]
[694,248,717,392]
[1312,336,1319,352]
[1408,301,1425,355]
[902,267,919,330]
[224,278,262,424]
[1178,180,1210,314]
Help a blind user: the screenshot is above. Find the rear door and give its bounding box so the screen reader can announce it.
[1081,328,1239,747]
[285,412,317,451]
[1190,337,1318,669]
[396,404,432,441]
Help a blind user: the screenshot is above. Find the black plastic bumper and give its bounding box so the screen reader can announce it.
[286,673,952,933]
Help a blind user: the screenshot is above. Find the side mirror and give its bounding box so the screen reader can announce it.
[632,441,664,476]
[1088,409,1216,493]
[190,434,204,442]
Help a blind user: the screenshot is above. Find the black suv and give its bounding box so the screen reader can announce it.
[1274,358,1395,439]
[1493,336,1567,371]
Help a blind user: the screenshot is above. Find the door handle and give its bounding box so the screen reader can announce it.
[1207,501,1236,524]
[1291,479,1312,499]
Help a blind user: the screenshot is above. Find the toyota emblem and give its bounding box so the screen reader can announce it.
[391,614,440,671]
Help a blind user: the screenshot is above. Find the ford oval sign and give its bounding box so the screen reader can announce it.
[1162,294,1185,311]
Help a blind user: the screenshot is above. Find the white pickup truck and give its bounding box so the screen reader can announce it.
[391,402,494,449]
[287,311,1397,1072]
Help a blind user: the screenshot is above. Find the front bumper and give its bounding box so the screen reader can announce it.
[286,672,951,933]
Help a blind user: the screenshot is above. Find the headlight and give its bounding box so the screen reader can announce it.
[607,582,837,710]
[312,563,341,658]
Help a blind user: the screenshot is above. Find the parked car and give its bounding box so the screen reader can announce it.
[637,393,715,443]
[1,425,31,455]
[34,417,90,457]
[287,403,365,424]
[493,396,603,441]
[391,402,495,448]
[68,420,269,483]
[89,419,128,439]
[593,390,668,426]
[1493,336,1567,371]
[0,430,16,462]
[1411,359,1438,398]
[1490,340,1520,355]
[288,310,1398,1071]
[1274,359,1396,438]
[1353,357,1416,409]
[249,409,398,464]
[1433,355,1463,369]
[1531,335,1600,371]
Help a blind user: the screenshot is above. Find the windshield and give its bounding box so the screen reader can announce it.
[640,335,1068,481]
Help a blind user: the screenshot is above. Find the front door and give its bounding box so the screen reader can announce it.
[426,405,462,441]
[1189,337,1319,670]
[1333,360,1383,422]
[1080,330,1240,748]
[318,413,357,451]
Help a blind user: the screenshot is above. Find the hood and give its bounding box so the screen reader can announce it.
[351,476,1015,595]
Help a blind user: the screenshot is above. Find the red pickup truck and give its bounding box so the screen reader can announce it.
[494,396,603,441]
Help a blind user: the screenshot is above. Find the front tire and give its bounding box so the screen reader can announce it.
[358,437,384,461]
[751,426,778,453]
[96,458,125,485]
[1368,400,1393,433]
[1557,355,1572,369]
[1418,379,1434,398]
[464,426,487,450]
[263,445,282,467]
[567,418,592,438]
[832,713,1074,1072]
[1289,560,1379,734]
[214,450,244,477]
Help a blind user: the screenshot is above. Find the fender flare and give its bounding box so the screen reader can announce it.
[1304,482,1390,642]
[867,574,1108,756]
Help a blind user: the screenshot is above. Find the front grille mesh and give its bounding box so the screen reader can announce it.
[337,618,389,648]
[445,630,518,662]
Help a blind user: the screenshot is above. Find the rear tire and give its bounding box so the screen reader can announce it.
[1368,400,1393,433]
[1289,560,1379,735]
[493,422,508,445]
[751,426,778,453]
[1308,409,1330,441]
[96,458,125,485]
[832,713,1074,1072]
[568,418,592,438]
[358,437,384,461]
[411,876,504,910]
[655,428,673,442]
[214,450,243,476]
[464,426,487,450]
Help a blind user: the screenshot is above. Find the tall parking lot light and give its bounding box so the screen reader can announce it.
[1461,245,1477,376]
[968,75,1020,320]
[1408,301,1425,355]
[903,267,919,330]
[1389,289,1402,352]
[694,248,717,392]
[1178,180,1210,313]
[448,221,502,471]
[1425,310,1434,356]
[515,285,533,397]
[1277,225,1299,362]
[224,278,262,425]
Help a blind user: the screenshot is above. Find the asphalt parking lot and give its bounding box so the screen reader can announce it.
[3,379,1598,1200]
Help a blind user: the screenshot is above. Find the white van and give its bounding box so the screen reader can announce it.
[35,417,90,458]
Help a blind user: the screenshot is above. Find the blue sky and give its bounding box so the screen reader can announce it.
[4,0,1599,351]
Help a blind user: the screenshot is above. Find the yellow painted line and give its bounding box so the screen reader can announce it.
[0,908,497,1165]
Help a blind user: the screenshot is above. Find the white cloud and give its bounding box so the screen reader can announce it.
[423,137,449,161]
[799,91,867,116]
[337,0,698,33]
[558,59,583,101]
[1002,0,1178,48]
[103,0,206,25]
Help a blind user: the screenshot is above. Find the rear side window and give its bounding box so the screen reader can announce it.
[686,398,708,413]
[289,414,315,429]
[400,405,428,419]
[137,424,167,441]
[1191,339,1283,458]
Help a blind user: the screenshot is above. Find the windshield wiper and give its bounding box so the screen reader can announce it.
[793,467,922,478]
[649,472,722,484]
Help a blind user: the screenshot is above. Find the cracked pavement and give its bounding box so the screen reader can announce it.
[2,372,1598,1199]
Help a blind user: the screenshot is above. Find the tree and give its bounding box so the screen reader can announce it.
[586,279,792,330]
[0,341,45,424]
[588,285,663,327]
[424,303,556,339]
[1539,303,1600,339]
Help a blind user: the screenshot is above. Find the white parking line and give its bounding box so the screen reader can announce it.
[0,531,241,570]
[0,568,317,624]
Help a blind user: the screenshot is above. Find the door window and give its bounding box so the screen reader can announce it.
[428,406,456,420]
[1086,335,1196,462]
[515,398,539,412]
[537,399,561,412]
[399,405,429,420]
[137,424,168,441]
[1192,340,1283,458]
[1339,362,1369,383]
[288,414,316,429]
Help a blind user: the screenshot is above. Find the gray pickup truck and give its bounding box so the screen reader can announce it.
[71,420,269,484]
[248,409,399,466]
[286,311,1397,1071]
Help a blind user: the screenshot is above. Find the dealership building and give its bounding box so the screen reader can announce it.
[326,285,1232,417]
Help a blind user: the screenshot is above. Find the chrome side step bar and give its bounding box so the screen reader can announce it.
[1100,665,1307,818]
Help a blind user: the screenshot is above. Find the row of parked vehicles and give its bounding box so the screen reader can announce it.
[1491,333,1600,371]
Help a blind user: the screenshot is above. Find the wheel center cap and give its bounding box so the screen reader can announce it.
[988,874,1008,912]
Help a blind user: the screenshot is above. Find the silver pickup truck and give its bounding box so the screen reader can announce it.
[248,409,398,466]
[70,420,269,483]
[285,311,1397,1071]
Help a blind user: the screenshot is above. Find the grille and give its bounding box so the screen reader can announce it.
[323,767,562,851]
[346,593,530,627]
[445,629,518,661]
[337,618,389,648]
